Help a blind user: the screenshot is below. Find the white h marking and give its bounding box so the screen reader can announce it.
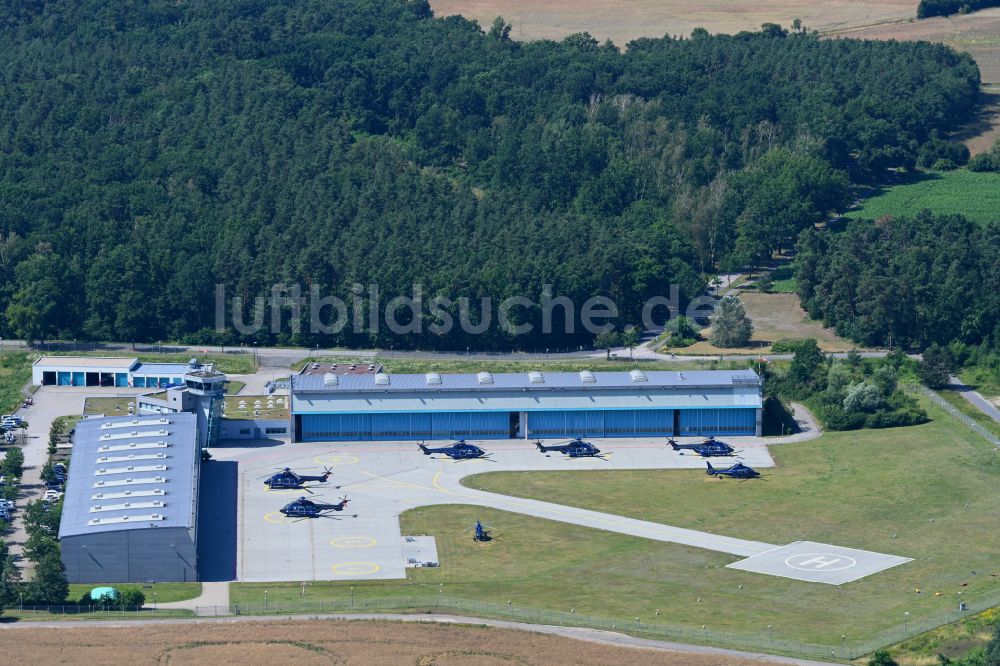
[796,555,843,569]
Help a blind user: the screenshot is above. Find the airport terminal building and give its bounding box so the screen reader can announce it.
[59,413,200,583]
[289,369,762,442]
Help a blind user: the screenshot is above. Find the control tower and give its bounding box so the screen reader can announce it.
[182,365,226,448]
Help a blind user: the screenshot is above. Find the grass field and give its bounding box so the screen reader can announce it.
[959,364,1000,398]
[225,380,246,395]
[222,394,289,419]
[430,0,917,46]
[0,619,769,665]
[233,395,1000,651]
[845,170,1000,225]
[888,605,1000,664]
[53,350,258,375]
[937,389,1000,438]
[378,357,754,373]
[0,353,32,415]
[67,582,201,604]
[680,291,857,354]
[82,396,136,416]
[768,265,798,294]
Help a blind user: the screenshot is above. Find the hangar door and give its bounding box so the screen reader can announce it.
[527,409,674,438]
[677,408,756,435]
[299,411,509,441]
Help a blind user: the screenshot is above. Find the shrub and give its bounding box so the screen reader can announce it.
[771,339,808,353]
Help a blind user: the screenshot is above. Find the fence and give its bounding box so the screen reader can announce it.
[187,590,1000,662]
[4,604,190,617]
[9,588,1000,660]
[920,386,1000,448]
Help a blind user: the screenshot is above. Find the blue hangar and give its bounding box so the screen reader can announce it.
[290,369,762,442]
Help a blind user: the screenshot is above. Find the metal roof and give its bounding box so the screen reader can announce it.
[290,370,762,414]
[293,386,762,414]
[33,356,138,369]
[291,369,760,393]
[132,362,195,375]
[58,413,199,538]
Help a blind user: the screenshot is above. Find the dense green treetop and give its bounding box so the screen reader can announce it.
[0,0,982,349]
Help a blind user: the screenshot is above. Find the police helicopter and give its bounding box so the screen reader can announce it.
[279,495,353,519]
[667,436,736,457]
[263,467,334,491]
[706,461,760,479]
[535,437,605,458]
[467,519,493,542]
[418,440,489,460]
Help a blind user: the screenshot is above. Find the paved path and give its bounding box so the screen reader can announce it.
[950,376,1000,425]
[428,476,775,557]
[0,612,839,665]
[10,338,891,365]
[157,582,230,615]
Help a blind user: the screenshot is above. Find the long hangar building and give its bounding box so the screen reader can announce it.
[290,369,762,441]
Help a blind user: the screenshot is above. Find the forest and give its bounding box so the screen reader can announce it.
[0,0,983,349]
[796,212,1000,349]
[917,0,1000,19]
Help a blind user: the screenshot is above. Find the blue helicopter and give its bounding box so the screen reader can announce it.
[668,436,736,457]
[535,437,605,459]
[264,467,334,491]
[418,440,489,460]
[280,495,353,519]
[469,519,492,542]
[706,461,760,479]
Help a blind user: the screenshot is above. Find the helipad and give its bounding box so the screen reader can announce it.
[726,541,913,585]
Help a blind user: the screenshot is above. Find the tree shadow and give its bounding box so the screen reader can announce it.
[196,460,238,582]
[950,89,1000,147]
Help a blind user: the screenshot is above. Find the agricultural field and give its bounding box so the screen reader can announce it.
[0,619,770,665]
[845,170,1000,225]
[430,0,918,46]
[233,396,1000,650]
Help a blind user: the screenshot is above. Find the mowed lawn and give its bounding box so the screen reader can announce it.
[464,397,1000,645]
[846,170,1000,225]
[233,396,1000,648]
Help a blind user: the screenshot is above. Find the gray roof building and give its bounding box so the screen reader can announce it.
[59,413,200,583]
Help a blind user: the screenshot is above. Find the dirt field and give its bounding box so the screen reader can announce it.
[0,618,779,664]
[681,291,857,354]
[431,0,917,45]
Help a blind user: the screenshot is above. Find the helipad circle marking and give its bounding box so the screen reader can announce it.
[331,561,381,575]
[264,511,291,524]
[313,454,360,467]
[331,536,376,549]
[784,553,857,572]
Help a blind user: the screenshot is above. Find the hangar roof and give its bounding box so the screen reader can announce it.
[133,362,196,375]
[58,413,199,538]
[291,369,760,393]
[33,356,138,369]
[291,370,762,413]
